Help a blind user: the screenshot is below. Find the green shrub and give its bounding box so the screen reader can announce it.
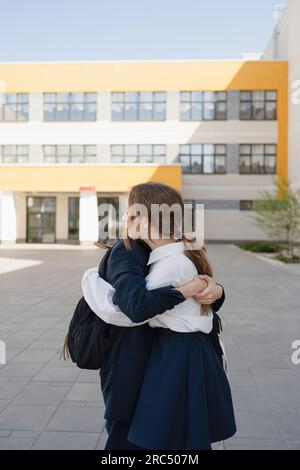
[236,241,286,253]
[273,254,300,264]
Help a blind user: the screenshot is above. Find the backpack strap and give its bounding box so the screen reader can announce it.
[98,247,112,278]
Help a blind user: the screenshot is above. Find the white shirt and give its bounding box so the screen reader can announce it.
[82,241,213,334]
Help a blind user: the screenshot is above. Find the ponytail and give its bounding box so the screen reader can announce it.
[182,234,213,316]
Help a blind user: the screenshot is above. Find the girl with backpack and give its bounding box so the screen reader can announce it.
[82,182,235,450]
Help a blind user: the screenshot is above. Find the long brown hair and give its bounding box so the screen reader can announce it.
[124,182,213,315]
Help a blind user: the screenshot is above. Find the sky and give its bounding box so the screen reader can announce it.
[0,0,288,62]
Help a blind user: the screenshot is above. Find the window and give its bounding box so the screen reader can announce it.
[111,92,166,120]
[27,197,56,243]
[43,93,97,121]
[240,144,277,174]
[180,91,227,121]
[111,144,166,163]
[98,196,121,241]
[240,200,254,211]
[0,145,29,163]
[240,91,277,120]
[43,145,97,163]
[179,144,226,174]
[68,197,79,240]
[0,93,29,121]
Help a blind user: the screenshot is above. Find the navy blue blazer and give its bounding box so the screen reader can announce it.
[100,239,224,422]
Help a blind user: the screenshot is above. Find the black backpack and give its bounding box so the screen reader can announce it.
[60,248,126,370]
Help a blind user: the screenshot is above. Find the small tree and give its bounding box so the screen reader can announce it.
[251,178,300,258]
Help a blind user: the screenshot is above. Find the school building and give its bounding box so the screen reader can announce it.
[0,0,298,244]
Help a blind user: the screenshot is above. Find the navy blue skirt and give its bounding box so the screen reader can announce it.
[127,328,236,450]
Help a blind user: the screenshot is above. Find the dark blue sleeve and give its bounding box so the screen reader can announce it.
[109,242,185,323]
[211,284,225,312]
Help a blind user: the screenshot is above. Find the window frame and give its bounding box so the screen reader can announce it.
[111,92,166,121]
[240,90,277,121]
[43,92,97,121]
[0,93,29,122]
[111,144,166,163]
[239,144,277,174]
[43,144,97,163]
[179,144,227,174]
[180,91,227,121]
[0,145,29,163]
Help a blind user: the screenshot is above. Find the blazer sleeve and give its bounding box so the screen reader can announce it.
[211,284,225,312]
[110,242,185,323]
[82,267,148,327]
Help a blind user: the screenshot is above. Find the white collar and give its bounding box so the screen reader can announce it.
[147,241,185,266]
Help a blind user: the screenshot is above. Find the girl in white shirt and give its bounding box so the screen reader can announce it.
[83,182,236,450]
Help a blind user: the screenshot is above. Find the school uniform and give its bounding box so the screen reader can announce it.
[88,239,186,449]
[82,240,230,450]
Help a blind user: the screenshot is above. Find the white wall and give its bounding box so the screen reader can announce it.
[263,0,300,190]
[0,120,277,147]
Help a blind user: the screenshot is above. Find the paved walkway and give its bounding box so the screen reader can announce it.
[0,244,300,450]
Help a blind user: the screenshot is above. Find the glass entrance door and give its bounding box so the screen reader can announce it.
[27,197,56,243]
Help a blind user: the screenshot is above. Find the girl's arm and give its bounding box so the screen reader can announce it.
[82,267,147,327]
[82,241,206,324]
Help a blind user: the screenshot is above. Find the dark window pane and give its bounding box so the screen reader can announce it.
[240,155,251,173]
[265,156,276,174]
[240,102,252,119]
[215,156,226,174]
[252,155,264,174]
[253,102,265,120]
[216,101,227,120]
[180,155,190,174]
[265,101,277,120]
[191,156,202,174]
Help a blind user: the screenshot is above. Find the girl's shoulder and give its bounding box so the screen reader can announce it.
[108,239,151,275]
[151,251,197,285]
[110,239,150,259]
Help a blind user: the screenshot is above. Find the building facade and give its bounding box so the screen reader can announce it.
[0,59,288,244]
[263,0,300,193]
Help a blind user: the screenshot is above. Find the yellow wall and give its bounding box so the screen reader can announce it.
[0,60,288,181]
[0,165,182,193]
